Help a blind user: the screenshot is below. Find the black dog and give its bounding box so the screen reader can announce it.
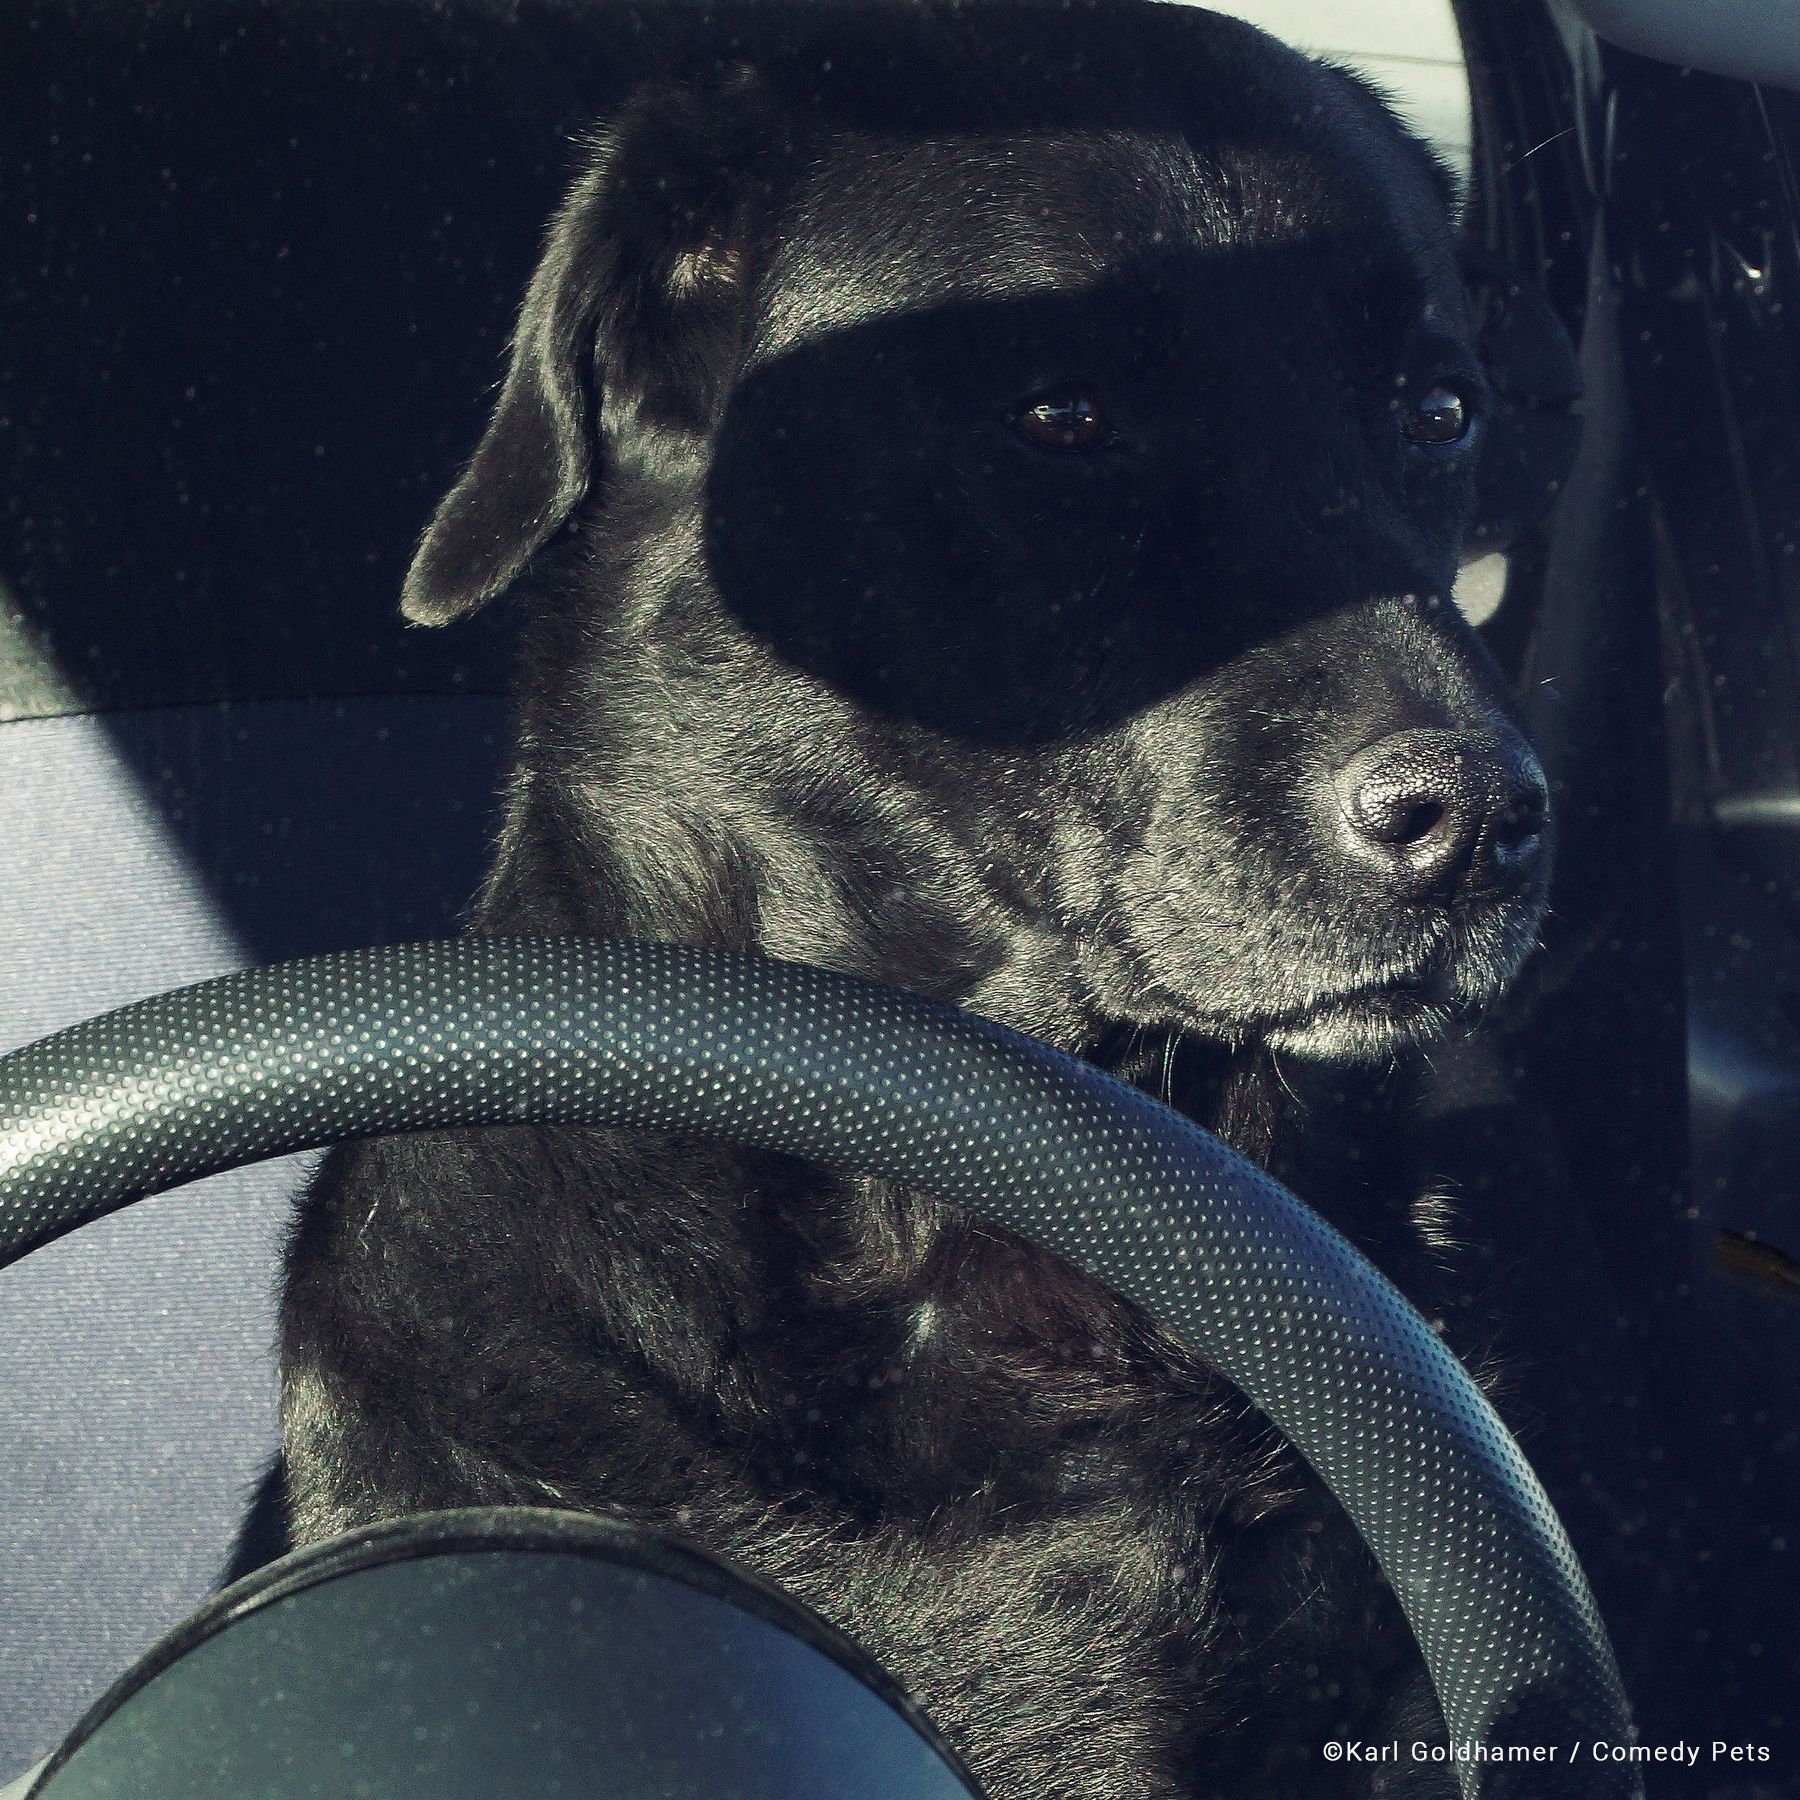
[275,5,1551,1795]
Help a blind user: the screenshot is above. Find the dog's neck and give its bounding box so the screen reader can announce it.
[473,782,1348,1177]
[470,737,1460,1340]
[471,593,1429,1219]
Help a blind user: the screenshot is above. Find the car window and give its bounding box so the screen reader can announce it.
[1208,0,1474,190]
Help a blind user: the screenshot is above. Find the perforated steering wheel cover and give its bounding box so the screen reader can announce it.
[0,938,1639,1797]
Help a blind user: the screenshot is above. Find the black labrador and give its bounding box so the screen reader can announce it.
[273,5,1551,1795]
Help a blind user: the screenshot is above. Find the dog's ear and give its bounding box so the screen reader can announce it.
[399,159,613,625]
[402,71,777,625]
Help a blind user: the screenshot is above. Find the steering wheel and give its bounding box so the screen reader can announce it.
[22,1505,984,1800]
[0,938,1639,1798]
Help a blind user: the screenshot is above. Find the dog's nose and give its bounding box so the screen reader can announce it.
[1335,727,1548,900]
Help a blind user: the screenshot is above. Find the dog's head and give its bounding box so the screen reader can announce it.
[405,0,1552,1067]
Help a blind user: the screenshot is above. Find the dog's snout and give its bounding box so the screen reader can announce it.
[1335,728,1548,900]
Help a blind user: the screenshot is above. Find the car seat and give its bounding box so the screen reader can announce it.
[0,0,625,1764]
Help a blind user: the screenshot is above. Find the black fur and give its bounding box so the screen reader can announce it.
[273,6,1552,1797]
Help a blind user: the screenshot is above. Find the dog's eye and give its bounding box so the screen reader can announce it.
[1400,385,1470,446]
[1016,391,1110,451]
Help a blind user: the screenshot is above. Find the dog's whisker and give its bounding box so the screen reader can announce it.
[1159,1028,1182,1106]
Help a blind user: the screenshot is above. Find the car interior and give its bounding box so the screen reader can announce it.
[1,0,1796,1791]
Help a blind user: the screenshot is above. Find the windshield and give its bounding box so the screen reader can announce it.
[1,2,1796,1795]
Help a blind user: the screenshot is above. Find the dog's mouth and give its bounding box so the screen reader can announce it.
[1201,965,1429,1054]
[1087,963,1475,1121]
[1150,930,1528,1066]
[1257,970,1461,1058]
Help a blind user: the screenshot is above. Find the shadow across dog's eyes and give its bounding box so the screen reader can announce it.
[703,250,1479,747]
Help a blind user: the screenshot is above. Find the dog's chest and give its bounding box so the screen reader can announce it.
[287,1080,1459,1799]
